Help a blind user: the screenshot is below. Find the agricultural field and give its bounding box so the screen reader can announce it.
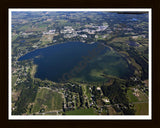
[12,75,17,86]
[127,87,148,102]
[127,86,148,114]
[65,108,98,115]
[134,103,148,115]
[30,88,63,114]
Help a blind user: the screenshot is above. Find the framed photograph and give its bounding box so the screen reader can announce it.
[9,8,151,120]
[1,0,160,128]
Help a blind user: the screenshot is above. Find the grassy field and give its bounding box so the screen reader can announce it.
[127,89,139,103]
[41,34,54,44]
[134,103,148,115]
[127,87,148,115]
[65,108,98,115]
[137,90,148,102]
[31,88,63,114]
[107,105,118,115]
[12,75,17,86]
[127,87,148,102]
[30,64,37,79]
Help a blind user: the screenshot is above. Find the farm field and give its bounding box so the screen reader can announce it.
[65,108,98,115]
[31,88,63,114]
[134,103,148,115]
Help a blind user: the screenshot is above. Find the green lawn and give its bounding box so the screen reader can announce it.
[31,88,63,114]
[65,108,98,115]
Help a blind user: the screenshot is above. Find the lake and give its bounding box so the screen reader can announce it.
[18,42,133,82]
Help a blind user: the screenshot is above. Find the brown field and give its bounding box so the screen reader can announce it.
[137,90,148,102]
[41,34,54,44]
[134,103,148,115]
[107,105,117,115]
[30,64,37,79]
[143,80,149,87]
[12,90,21,102]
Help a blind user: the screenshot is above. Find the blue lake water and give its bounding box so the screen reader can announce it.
[131,18,138,21]
[18,42,108,82]
[18,42,134,82]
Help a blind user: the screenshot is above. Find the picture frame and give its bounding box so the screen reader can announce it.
[0,0,160,127]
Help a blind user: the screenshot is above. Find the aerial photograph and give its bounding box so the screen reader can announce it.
[10,9,151,118]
